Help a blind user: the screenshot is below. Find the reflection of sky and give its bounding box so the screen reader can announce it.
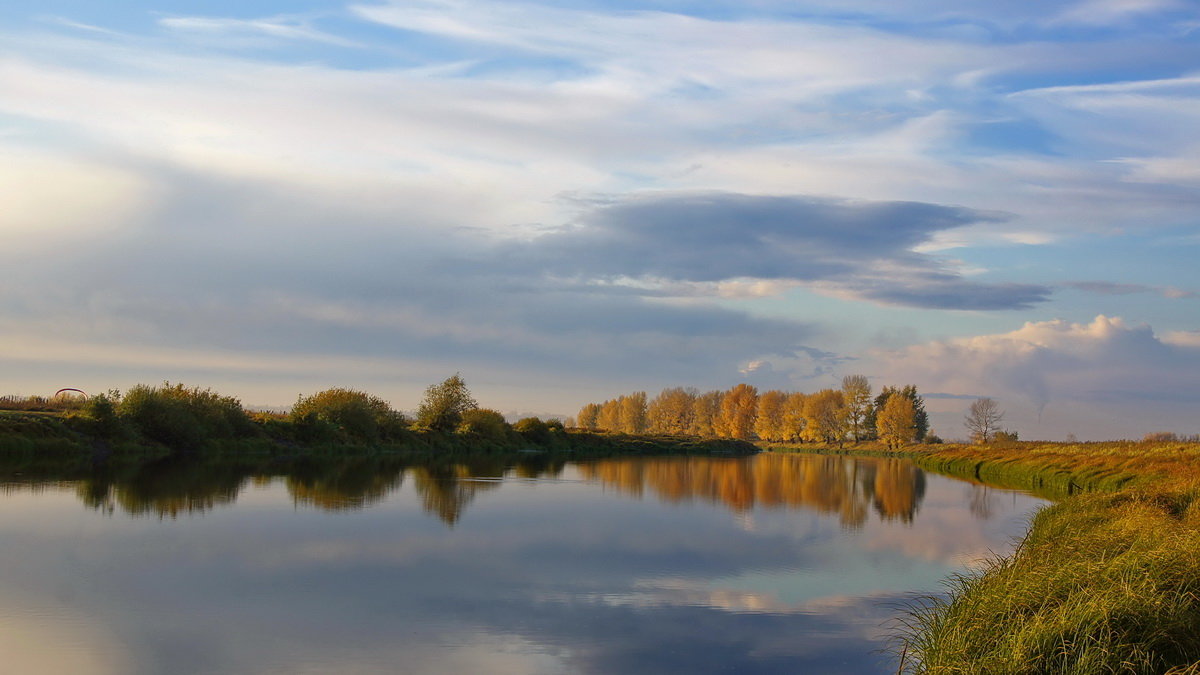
[0,459,1044,674]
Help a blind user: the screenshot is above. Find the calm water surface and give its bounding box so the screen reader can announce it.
[0,453,1045,674]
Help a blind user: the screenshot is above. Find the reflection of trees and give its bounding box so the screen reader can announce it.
[513,456,566,480]
[576,454,927,528]
[77,461,247,518]
[968,484,995,520]
[870,459,926,524]
[55,455,570,523]
[72,458,416,518]
[286,459,407,511]
[410,460,504,526]
[11,454,926,527]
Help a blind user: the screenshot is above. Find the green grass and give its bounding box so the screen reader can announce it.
[902,489,1200,674]
[771,440,1200,673]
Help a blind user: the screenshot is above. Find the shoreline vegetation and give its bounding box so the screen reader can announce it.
[0,381,757,473]
[775,440,1200,673]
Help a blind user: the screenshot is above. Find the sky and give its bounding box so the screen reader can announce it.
[1,0,1199,439]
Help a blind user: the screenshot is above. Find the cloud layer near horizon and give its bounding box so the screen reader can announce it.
[0,0,1198,435]
[869,316,1200,439]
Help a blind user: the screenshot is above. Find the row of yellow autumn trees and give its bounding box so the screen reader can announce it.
[575,376,931,448]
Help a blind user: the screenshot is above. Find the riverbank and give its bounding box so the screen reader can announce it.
[0,409,757,476]
[770,440,1200,673]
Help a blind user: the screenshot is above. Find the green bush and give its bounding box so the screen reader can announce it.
[77,392,124,438]
[456,408,509,440]
[994,429,1020,443]
[117,383,253,450]
[291,388,405,441]
[513,417,551,444]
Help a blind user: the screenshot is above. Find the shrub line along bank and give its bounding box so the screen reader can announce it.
[0,410,758,471]
[770,440,1200,674]
[0,379,758,472]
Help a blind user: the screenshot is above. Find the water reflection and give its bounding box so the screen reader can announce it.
[77,462,246,517]
[0,453,1044,675]
[286,461,406,511]
[577,454,926,528]
[2,454,929,528]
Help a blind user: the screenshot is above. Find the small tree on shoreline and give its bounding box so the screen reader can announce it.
[965,397,1004,444]
[416,374,478,432]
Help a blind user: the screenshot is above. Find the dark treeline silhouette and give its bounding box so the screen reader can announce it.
[576,376,933,447]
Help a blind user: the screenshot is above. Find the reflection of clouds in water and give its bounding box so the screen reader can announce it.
[734,510,757,532]
[0,598,131,675]
[256,633,569,675]
[560,577,900,619]
[737,470,1045,568]
[0,486,97,533]
[0,457,1044,674]
[857,480,1043,567]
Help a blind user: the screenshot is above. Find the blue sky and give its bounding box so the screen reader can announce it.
[1,0,1199,438]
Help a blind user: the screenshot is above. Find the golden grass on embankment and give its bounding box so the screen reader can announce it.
[781,441,1200,673]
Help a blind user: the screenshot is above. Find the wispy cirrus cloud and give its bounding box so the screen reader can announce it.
[1049,0,1186,26]
[1061,281,1196,298]
[157,14,363,48]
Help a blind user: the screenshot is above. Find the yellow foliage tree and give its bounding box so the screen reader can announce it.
[755,390,787,441]
[576,402,601,430]
[877,393,916,449]
[619,391,648,433]
[597,398,621,431]
[690,390,723,437]
[801,389,846,445]
[841,374,872,443]
[716,383,758,439]
[779,392,807,442]
[648,387,696,435]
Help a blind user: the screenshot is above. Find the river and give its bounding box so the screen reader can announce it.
[0,452,1044,673]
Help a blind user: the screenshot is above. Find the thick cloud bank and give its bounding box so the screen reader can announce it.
[872,316,1200,439]
[520,192,1051,310]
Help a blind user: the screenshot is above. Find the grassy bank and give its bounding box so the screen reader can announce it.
[773,440,1200,673]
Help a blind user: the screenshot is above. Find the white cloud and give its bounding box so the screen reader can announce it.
[1164,330,1200,347]
[1050,0,1184,26]
[0,147,151,245]
[1117,156,1200,186]
[1,2,1198,420]
[157,15,361,47]
[1,5,1195,249]
[869,316,1200,439]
